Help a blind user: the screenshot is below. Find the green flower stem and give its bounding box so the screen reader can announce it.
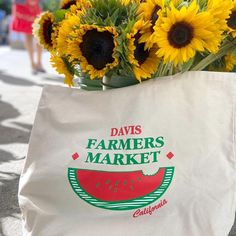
[168,62,174,76]
[191,39,236,71]
[102,75,110,90]
[156,63,164,77]
[157,61,172,77]
[161,63,170,76]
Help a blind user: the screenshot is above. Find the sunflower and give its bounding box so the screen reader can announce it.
[222,53,236,72]
[36,12,57,51]
[32,14,41,42]
[154,1,223,65]
[50,53,74,86]
[60,0,90,12]
[71,0,91,14]
[127,20,160,81]
[120,0,140,5]
[209,53,236,72]
[60,0,75,9]
[224,54,236,71]
[207,0,233,32]
[227,1,236,37]
[170,0,181,6]
[67,25,119,79]
[138,0,164,21]
[138,0,164,49]
[57,14,81,56]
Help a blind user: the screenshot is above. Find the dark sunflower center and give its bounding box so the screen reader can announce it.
[134,33,149,65]
[151,5,161,29]
[168,22,193,48]
[80,29,115,70]
[61,0,76,9]
[43,20,53,45]
[227,11,236,29]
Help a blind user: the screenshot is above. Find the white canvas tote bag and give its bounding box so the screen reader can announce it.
[19,71,236,236]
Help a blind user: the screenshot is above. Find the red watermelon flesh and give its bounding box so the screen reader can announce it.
[76,168,165,201]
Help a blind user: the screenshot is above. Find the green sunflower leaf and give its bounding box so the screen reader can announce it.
[231,47,236,55]
[54,9,67,22]
[78,77,102,87]
[82,0,137,27]
[79,84,103,91]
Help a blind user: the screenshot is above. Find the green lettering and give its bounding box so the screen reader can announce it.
[86,152,101,163]
[108,140,118,150]
[155,137,164,148]
[113,153,125,165]
[140,152,150,164]
[144,137,155,149]
[118,139,131,150]
[126,153,139,164]
[100,153,112,164]
[151,151,161,162]
[86,139,97,149]
[133,138,143,150]
[95,140,106,150]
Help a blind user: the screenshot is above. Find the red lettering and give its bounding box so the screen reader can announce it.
[111,128,118,136]
[133,209,140,218]
[110,125,142,136]
[135,125,142,134]
[132,199,168,218]
[124,126,131,135]
[118,128,124,136]
[130,125,135,134]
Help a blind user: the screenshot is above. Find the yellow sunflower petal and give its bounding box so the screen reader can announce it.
[50,53,74,86]
[127,20,160,81]
[57,13,81,56]
[35,12,57,51]
[154,0,223,65]
[207,0,233,32]
[60,0,90,10]
[226,1,236,37]
[225,54,236,71]
[67,25,119,80]
[137,0,165,49]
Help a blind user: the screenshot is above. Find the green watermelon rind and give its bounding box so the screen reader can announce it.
[68,167,174,211]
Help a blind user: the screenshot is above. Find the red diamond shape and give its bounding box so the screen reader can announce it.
[72,152,79,160]
[166,152,174,159]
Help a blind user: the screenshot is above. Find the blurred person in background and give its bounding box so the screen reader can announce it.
[0,0,11,44]
[0,8,6,43]
[11,0,45,74]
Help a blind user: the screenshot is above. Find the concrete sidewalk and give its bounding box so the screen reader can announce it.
[0,46,64,236]
[0,46,235,236]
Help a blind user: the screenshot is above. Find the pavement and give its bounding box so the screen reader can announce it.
[0,45,235,236]
[0,45,64,236]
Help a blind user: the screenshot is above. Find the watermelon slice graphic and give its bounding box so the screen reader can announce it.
[68,167,174,210]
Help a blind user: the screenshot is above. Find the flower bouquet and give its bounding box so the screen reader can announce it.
[20,1,236,234]
[34,0,236,89]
